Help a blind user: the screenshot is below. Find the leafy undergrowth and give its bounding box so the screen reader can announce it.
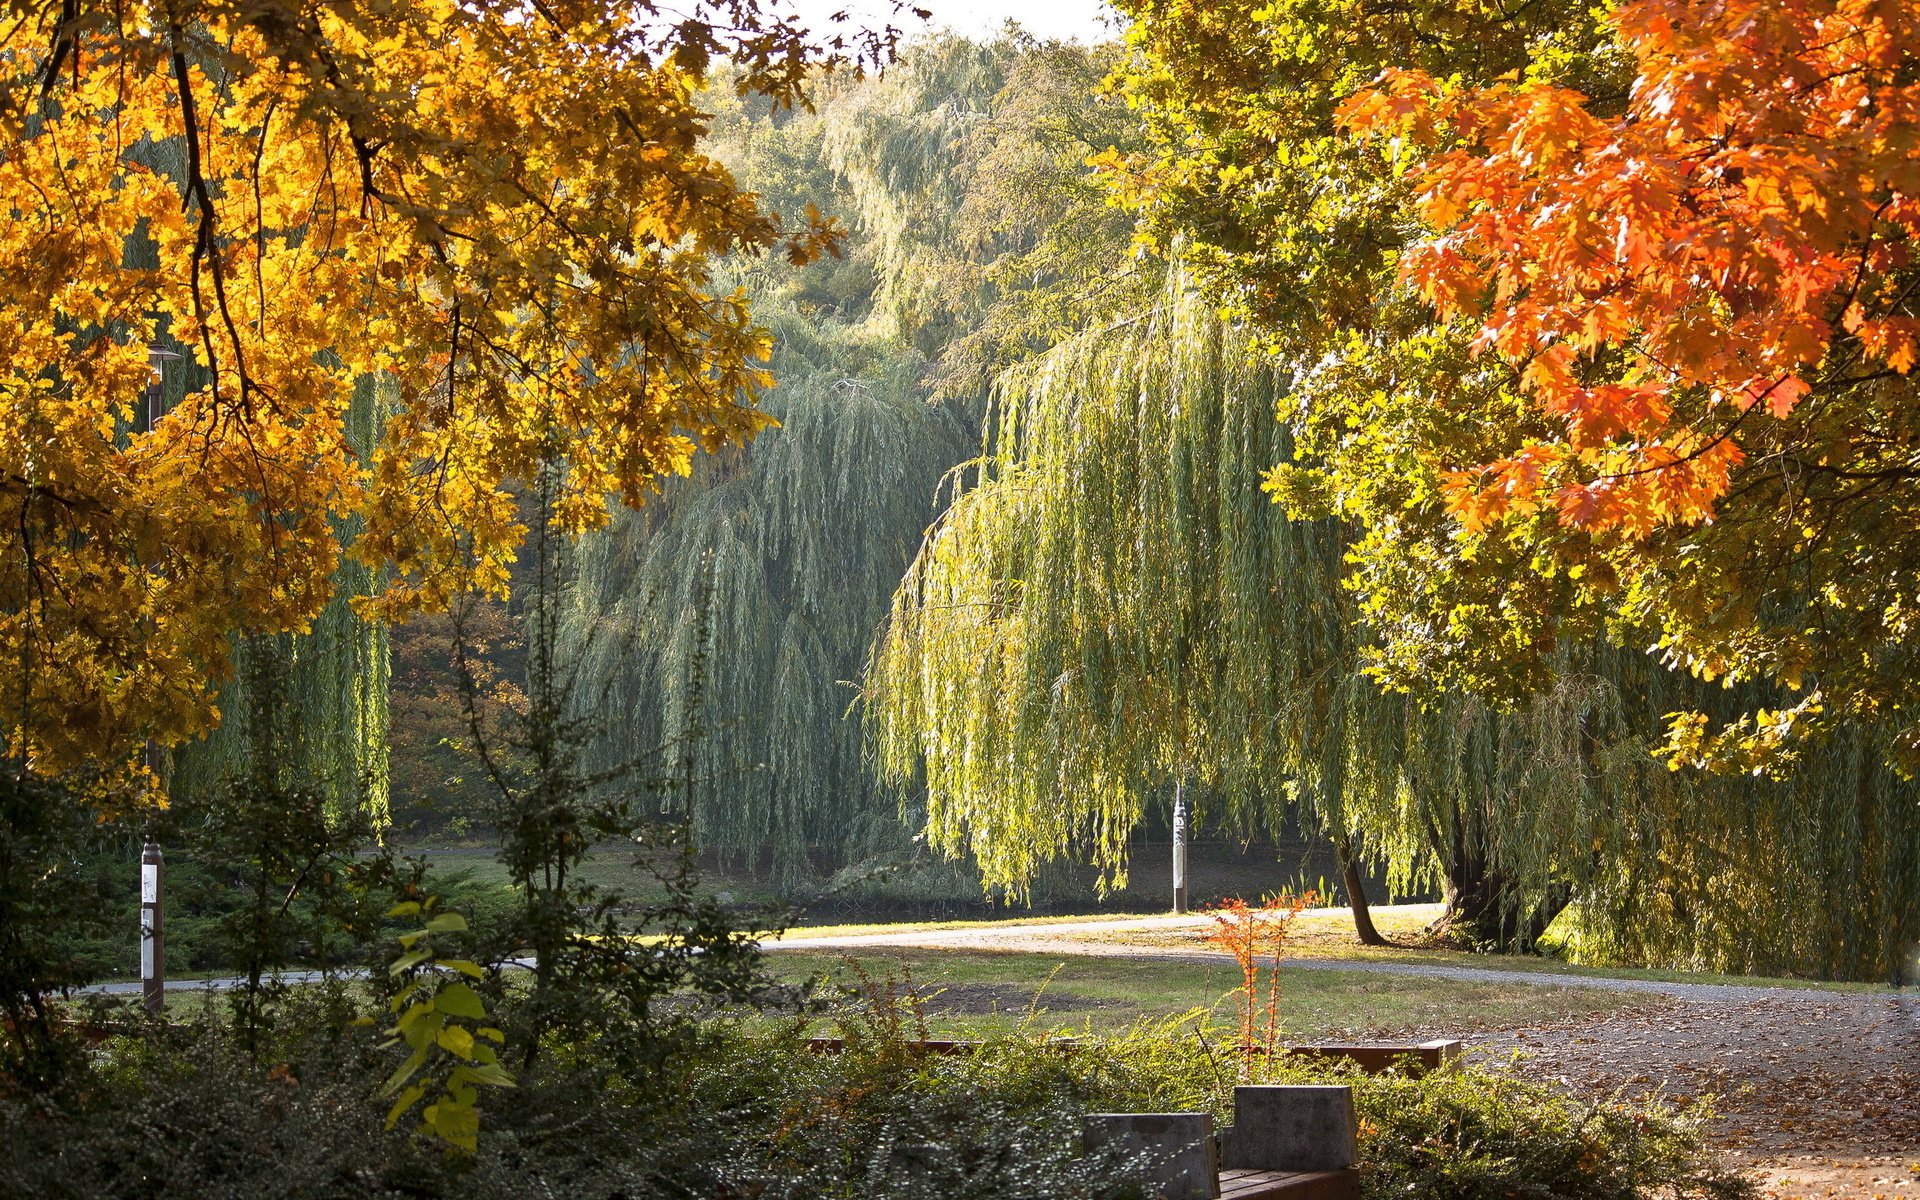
[0,982,1750,1200]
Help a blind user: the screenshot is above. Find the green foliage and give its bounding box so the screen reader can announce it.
[561,34,1141,881]
[158,778,397,1046]
[467,475,801,1075]
[0,771,115,1091]
[1350,1068,1750,1200]
[154,645,417,1048]
[378,901,513,1153]
[1099,0,1920,977]
[1014,1016,1750,1200]
[562,325,967,880]
[168,378,392,828]
[0,994,1748,1200]
[868,268,1348,897]
[861,249,1920,974]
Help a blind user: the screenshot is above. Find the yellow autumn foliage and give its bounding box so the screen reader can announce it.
[0,0,848,780]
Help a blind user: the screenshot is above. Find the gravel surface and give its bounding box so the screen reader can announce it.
[1478,995,1920,1198]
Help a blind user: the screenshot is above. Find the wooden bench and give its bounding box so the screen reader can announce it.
[799,1037,1459,1076]
[1275,1038,1461,1077]
[1219,1167,1359,1200]
[801,1036,1083,1056]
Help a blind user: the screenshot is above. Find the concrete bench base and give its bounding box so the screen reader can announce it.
[1084,1112,1218,1200]
[1219,1168,1361,1200]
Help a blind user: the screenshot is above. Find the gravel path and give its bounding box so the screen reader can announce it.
[769,917,1865,1004]
[1478,995,1920,1198]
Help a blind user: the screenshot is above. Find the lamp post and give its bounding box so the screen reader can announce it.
[140,835,164,1013]
[1171,777,1188,916]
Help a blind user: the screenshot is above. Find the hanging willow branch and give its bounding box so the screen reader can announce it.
[866,260,1920,979]
[171,377,392,826]
[560,314,967,877]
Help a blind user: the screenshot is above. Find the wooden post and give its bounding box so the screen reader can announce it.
[140,840,164,1013]
[1172,777,1189,915]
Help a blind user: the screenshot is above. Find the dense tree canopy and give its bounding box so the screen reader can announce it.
[8,0,1914,983]
[1061,0,1920,974]
[0,0,875,783]
[559,34,1143,876]
[1105,0,1920,775]
[1338,0,1920,772]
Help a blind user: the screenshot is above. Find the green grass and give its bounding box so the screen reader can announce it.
[1055,904,1895,993]
[763,947,1670,1039]
[776,901,1890,993]
[772,912,1170,938]
[409,850,784,906]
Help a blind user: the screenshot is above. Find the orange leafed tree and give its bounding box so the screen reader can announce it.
[1339,0,1920,539]
[1202,891,1315,1077]
[0,0,893,781]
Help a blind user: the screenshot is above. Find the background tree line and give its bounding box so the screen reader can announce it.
[49,12,1920,984]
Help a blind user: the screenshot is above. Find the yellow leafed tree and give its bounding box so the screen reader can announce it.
[0,0,881,781]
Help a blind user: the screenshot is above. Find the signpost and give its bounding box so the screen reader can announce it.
[140,840,164,1012]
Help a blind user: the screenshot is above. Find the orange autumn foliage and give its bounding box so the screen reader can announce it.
[1202,891,1315,1078]
[1339,0,1920,537]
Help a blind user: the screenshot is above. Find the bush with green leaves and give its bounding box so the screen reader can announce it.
[0,993,1752,1200]
[695,1003,1754,1200]
[0,770,120,1091]
[376,900,514,1153]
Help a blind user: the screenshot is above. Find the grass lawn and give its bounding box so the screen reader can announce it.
[775,903,1894,994]
[763,947,1670,1039]
[1053,904,1892,992]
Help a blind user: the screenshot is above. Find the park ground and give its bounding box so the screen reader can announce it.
[115,846,1916,1196]
[762,904,1920,1200]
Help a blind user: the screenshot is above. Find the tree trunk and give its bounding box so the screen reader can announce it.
[1438,853,1572,952]
[1335,834,1389,946]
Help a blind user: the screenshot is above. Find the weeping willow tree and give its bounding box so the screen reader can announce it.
[168,379,391,825]
[867,266,1920,979]
[868,266,1508,915]
[561,316,967,876]
[551,33,1134,880]
[814,35,1012,356]
[168,582,390,825]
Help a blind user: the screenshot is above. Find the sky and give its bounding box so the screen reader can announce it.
[777,0,1121,46]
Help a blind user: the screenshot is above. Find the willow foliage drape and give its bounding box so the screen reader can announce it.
[868,265,1920,978]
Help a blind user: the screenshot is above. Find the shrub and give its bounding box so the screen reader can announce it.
[0,1001,1750,1200]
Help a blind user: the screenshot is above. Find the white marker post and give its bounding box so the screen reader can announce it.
[140,841,164,1013]
[1171,778,1188,915]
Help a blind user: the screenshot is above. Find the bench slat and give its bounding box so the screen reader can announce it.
[1218,1168,1361,1200]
